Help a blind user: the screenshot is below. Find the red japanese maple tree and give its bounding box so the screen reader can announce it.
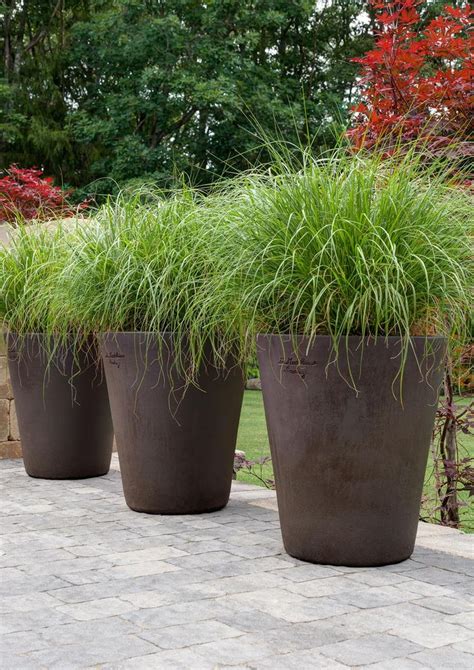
[0,166,86,223]
[349,2,473,530]
[349,1,473,152]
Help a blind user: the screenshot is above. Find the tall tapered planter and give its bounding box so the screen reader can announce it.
[100,332,244,514]
[7,334,113,479]
[257,335,446,567]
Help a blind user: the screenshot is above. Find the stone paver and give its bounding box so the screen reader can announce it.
[1,455,473,669]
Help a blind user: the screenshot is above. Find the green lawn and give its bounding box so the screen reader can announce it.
[235,391,273,487]
[235,390,473,533]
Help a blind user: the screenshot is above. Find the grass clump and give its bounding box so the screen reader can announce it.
[51,188,248,380]
[0,224,71,336]
[2,148,471,382]
[226,148,472,354]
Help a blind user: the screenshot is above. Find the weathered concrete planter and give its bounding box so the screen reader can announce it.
[100,332,244,514]
[7,334,113,479]
[257,334,446,567]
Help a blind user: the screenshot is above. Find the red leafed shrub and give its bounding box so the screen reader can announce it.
[348,1,473,155]
[0,165,86,223]
[349,2,473,531]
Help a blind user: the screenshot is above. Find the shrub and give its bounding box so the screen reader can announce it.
[0,166,86,224]
[348,0,473,162]
[348,0,473,527]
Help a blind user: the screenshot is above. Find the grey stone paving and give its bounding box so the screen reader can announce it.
[1,455,473,669]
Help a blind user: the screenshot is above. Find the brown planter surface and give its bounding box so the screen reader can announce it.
[100,332,244,514]
[7,334,113,479]
[257,334,446,567]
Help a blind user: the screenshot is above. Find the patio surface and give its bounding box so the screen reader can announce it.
[1,455,473,669]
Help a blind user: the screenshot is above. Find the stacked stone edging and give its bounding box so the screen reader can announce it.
[0,335,21,458]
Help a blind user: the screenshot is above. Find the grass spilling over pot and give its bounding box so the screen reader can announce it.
[51,188,248,381]
[224,147,472,380]
[0,224,70,336]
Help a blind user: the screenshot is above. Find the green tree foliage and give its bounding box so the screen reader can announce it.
[1,1,373,191]
[1,1,91,181]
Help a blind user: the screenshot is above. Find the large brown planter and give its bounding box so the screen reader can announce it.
[7,334,113,479]
[100,332,244,514]
[257,335,446,567]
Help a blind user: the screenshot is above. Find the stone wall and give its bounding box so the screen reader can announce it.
[0,335,21,458]
[0,224,21,457]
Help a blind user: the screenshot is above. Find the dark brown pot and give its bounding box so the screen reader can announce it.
[7,334,114,479]
[257,335,446,567]
[99,332,244,514]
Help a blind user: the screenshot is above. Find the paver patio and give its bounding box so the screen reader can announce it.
[1,455,473,669]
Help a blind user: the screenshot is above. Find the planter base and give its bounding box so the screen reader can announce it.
[127,502,229,516]
[257,335,445,567]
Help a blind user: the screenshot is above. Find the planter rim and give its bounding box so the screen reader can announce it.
[6,331,179,337]
[5,331,84,338]
[99,331,177,336]
[5,332,94,342]
[5,331,48,336]
[257,333,446,342]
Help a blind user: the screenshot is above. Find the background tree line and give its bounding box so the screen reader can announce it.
[0,0,457,196]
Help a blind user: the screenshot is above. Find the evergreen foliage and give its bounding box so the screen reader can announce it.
[1,0,373,192]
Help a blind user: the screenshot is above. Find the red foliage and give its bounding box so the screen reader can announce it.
[349,3,473,531]
[0,166,87,223]
[348,1,473,152]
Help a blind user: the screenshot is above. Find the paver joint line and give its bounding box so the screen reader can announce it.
[1,455,473,669]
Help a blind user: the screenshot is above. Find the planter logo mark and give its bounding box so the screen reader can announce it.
[105,351,125,369]
[279,356,317,380]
